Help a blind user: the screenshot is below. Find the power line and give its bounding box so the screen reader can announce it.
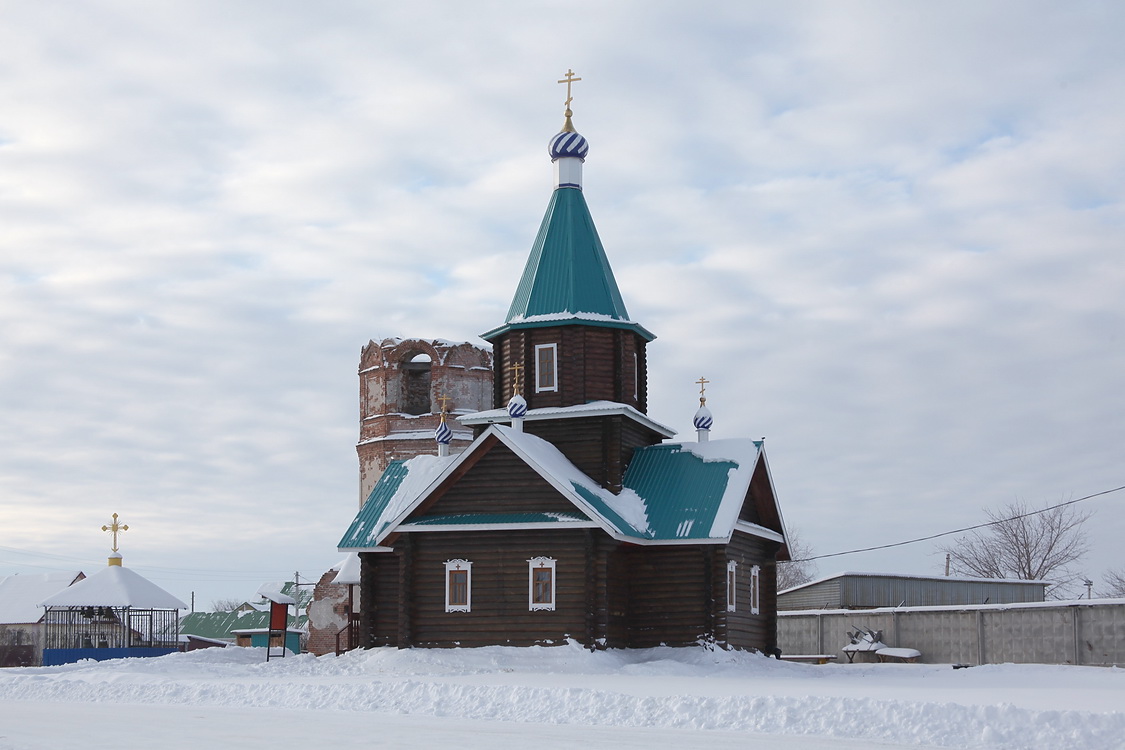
[791,484,1125,564]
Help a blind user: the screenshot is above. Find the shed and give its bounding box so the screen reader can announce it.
[778,571,1047,611]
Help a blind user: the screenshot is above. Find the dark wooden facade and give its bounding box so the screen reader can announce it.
[359,527,780,651]
[358,426,784,654]
[491,325,648,414]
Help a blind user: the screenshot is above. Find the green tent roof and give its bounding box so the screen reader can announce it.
[482,187,654,341]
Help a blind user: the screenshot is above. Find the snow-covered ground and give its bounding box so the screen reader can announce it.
[1,643,1122,749]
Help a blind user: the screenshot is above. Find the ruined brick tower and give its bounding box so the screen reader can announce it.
[356,337,493,505]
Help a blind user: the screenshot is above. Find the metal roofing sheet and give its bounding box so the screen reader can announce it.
[484,187,653,341]
[623,444,739,540]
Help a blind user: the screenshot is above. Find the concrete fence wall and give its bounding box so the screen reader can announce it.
[778,599,1125,666]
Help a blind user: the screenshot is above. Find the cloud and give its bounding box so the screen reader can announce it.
[1,1,1123,603]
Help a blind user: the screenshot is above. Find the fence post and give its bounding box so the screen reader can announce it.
[976,609,985,665]
[1071,606,1080,666]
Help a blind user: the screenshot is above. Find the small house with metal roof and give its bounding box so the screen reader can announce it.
[338,74,789,652]
[778,571,1048,611]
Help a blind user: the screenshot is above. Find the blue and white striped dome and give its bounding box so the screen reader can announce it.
[693,405,713,431]
[549,130,589,161]
[507,394,528,420]
[434,418,453,445]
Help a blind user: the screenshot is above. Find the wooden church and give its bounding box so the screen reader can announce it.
[338,74,790,651]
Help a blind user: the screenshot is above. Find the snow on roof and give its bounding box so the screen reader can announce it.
[358,429,473,446]
[494,425,652,538]
[338,453,458,549]
[507,310,636,326]
[458,400,676,438]
[340,424,776,548]
[40,565,187,610]
[781,570,1051,595]
[332,553,361,585]
[256,583,297,605]
[612,439,765,541]
[0,571,83,624]
[677,439,762,538]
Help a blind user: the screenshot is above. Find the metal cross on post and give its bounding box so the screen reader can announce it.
[436,393,451,415]
[101,512,129,553]
[510,361,524,397]
[696,376,710,405]
[557,68,582,110]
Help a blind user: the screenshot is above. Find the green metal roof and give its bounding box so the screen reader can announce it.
[338,460,413,548]
[483,187,654,342]
[621,443,752,540]
[337,427,773,550]
[179,609,307,641]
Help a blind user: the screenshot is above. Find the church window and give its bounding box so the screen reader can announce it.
[750,565,761,615]
[444,559,472,613]
[726,560,738,612]
[535,344,558,393]
[528,556,556,611]
[402,353,432,415]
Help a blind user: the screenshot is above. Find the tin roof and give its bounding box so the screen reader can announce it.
[180,609,308,641]
[482,188,654,342]
[621,441,762,540]
[338,425,783,549]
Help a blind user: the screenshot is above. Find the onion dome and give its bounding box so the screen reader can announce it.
[693,405,713,431]
[434,415,452,445]
[549,129,589,162]
[507,394,528,420]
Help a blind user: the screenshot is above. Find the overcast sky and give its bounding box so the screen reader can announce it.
[2,1,1123,608]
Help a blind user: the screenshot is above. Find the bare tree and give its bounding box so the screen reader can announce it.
[1103,568,1125,598]
[937,499,1091,598]
[777,526,818,592]
[210,597,245,612]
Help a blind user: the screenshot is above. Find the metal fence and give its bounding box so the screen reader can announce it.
[778,599,1125,666]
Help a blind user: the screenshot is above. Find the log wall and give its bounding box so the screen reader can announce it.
[419,443,579,518]
[724,533,781,653]
[492,326,648,413]
[403,529,591,648]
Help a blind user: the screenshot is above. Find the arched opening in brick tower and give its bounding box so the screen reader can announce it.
[402,352,432,415]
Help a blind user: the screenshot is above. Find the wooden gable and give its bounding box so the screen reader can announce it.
[392,439,583,529]
[737,456,789,559]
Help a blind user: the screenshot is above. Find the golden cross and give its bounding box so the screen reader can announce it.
[510,361,524,396]
[101,512,128,553]
[557,69,582,109]
[436,393,451,415]
[696,376,709,405]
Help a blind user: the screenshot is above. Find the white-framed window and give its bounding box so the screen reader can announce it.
[750,564,761,615]
[726,560,738,612]
[535,343,558,393]
[528,556,557,611]
[444,559,472,613]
